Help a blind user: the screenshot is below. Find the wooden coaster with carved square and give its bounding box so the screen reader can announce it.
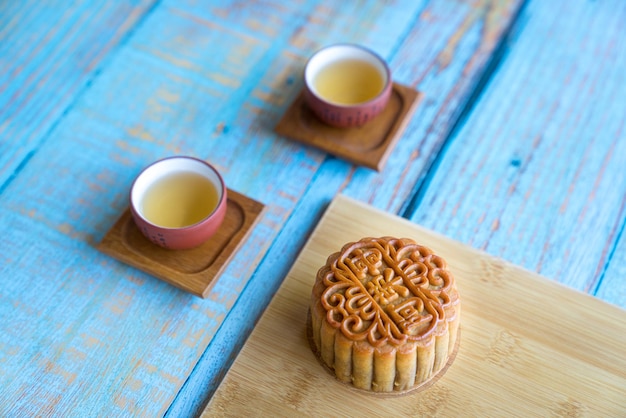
[275,83,422,171]
[97,189,264,298]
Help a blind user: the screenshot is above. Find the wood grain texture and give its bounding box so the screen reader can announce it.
[170,1,526,415]
[275,84,422,171]
[6,0,622,416]
[596,226,626,308]
[0,1,449,416]
[0,0,156,187]
[338,0,526,212]
[203,195,626,417]
[97,190,264,298]
[408,0,626,300]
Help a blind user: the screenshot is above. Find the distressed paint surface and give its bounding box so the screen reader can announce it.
[597,227,626,308]
[408,0,626,295]
[0,0,447,416]
[1,0,624,417]
[0,0,156,186]
[169,0,528,415]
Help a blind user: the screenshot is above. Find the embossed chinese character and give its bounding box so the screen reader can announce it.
[365,268,409,305]
[388,298,433,334]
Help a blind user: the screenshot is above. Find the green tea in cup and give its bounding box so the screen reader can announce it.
[303,44,392,127]
[313,58,385,105]
[141,171,219,228]
[130,156,227,250]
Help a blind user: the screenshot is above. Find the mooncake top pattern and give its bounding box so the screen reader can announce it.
[317,237,459,347]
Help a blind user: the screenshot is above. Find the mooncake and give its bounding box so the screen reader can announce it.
[309,237,461,394]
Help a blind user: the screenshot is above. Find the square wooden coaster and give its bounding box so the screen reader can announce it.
[275,83,422,171]
[97,189,264,298]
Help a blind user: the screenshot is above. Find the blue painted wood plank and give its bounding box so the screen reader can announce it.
[171,1,526,416]
[596,221,626,307]
[1,0,445,416]
[0,8,287,417]
[0,0,156,187]
[407,0,626,298]
[335,0,526,214]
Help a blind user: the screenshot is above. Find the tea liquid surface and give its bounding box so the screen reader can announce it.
[313,59,385,105]
[141,171,218,228]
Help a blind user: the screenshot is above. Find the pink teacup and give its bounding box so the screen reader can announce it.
[303,44,392,128]
[130,156,227,250]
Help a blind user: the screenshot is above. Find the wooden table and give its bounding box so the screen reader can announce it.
[1,0,624,416]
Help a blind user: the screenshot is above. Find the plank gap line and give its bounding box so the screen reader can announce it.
[399,0,530,219]
[591,196,626,296]
[0,0,164,198]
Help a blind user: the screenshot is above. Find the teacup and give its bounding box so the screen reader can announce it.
[129,156,227,250]
[303,43,392,128]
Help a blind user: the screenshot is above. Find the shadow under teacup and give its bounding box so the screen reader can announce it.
[130,156,227,250]
[303,43,392,128]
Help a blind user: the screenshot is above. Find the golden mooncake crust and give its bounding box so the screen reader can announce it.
[308,237,461,395]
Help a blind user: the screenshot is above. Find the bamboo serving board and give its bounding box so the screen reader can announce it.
[203,195,626,417]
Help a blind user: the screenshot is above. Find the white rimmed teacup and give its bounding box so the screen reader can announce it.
[129,156,227,250]
[303,44,392,128]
